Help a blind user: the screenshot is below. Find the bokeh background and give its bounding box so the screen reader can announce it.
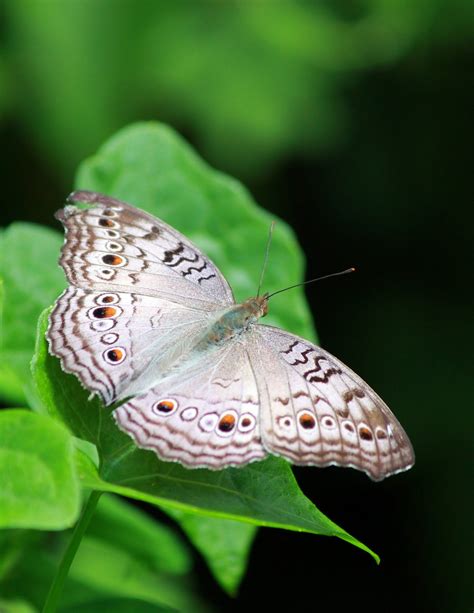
[0,2,471,611]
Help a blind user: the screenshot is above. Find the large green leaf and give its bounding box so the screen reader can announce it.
[0,410,80,530]
[0,224,64,404]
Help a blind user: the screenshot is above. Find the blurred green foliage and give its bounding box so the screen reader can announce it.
[1,0,471,179]
[0,410,79,529]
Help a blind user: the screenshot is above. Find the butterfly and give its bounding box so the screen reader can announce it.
[47,190,415,480]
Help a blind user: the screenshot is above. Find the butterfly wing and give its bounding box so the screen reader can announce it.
[47,190,233,404]
[113,340,267,468]
[248,326,415,480]
[57,190,235,308]
[47,287,212,404]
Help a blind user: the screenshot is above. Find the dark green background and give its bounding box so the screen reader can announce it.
[0,2,471,611]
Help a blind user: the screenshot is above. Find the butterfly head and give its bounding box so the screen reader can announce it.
[243,294,269,321]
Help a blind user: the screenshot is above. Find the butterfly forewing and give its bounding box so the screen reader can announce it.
[47,287,212,405]
[57,191,234,308]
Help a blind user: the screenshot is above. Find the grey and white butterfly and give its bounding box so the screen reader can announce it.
[47,190,415,480]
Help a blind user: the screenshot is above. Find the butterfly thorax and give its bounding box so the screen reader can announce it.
[194,296,268,351]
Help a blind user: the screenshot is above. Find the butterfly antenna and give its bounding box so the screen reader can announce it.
[257,220,276,297]
[266,267,356,300]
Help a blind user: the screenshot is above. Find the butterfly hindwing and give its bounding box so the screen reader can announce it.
[249,326,415,480]
[113,341,267,468]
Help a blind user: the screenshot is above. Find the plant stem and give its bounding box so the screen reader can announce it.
[42,490,102,613]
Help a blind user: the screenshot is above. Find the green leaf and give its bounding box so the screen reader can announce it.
[0,529,203,613]
[68,536,207,612]
[0,599,37,613]
[0,410,80,530]
[88,495,192,576]
[34,311,378,566]
[0,223,65,404]
[0,530,43,581]
[166,509,256,596]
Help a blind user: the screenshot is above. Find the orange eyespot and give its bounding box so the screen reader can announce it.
[218,413,236,432]
[103,346,126,365]
[154,399,178,414]
[299,412,316,430]
[99,218,114,227]
[92,306,117,318]
[102,254,123,266]
[107,348,123,361]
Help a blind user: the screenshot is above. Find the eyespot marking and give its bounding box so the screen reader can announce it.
[103,347,126,364]
[299,412,316,430]
[152,398,178,416]
[217,412,237,435]
[376,428,388,440]
[95,293,119,305]
[102,209,118,217]
[181,407,198,421]
[106,241,123,252]
[91,319,115,331]
[199,412,218,432]
[321,415,336,429]
[91,306,117,319]
[98,218,118,228]
[106,229,120,238]
[278,416,293,429]
[101,332,119,344]
[359,425,374,441]
[102,254,125,266]
[238,413,256,433]
[97,268,116,279]
[342,421,355,433]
